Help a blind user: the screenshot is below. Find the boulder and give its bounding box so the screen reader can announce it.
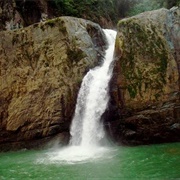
[108,7,180,145]
[0,16,107,151]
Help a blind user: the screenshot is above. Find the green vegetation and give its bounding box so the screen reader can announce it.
[54,0,117,25]
[11,0,179,29]
[52,0,179,26]
[127,0,180,16]
[44,19,57,28]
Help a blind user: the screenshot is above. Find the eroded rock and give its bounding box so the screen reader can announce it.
[0,16,106,150]
[108,7,180,145]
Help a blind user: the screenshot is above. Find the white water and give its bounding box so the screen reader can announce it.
[70,29,117,147]
[39,29,117,164]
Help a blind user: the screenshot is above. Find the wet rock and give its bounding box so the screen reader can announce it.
[0,16,107,151]
[109,7,180,145]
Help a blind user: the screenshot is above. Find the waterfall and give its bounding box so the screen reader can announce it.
[41,29,117,163]
[70,29,117,147]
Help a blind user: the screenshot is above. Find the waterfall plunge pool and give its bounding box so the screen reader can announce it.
[0,142,180,179]
[1,30,179,179]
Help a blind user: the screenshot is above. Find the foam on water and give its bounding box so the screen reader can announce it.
[37,146,114,164]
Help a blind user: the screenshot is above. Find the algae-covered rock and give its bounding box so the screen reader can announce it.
[108,7,180,145]
[0,16,106,151]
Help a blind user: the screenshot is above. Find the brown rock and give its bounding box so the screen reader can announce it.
[0,16,106,151]
[108,7,180,145]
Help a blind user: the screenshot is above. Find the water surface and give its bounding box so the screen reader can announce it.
[0,142,179,180]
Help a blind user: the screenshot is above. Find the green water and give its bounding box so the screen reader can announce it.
[0,143,180,180]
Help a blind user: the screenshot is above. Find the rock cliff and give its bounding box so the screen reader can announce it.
[0,16,107,151]
[108,7,180,145]
[0,0,58,31]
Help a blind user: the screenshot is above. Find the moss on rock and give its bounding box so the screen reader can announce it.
[0,16,107,151]
[114,9,179,108]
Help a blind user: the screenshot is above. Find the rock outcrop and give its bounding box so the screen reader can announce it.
[108,7,180,145]
[0,17,107,151]
[0,0,58,31]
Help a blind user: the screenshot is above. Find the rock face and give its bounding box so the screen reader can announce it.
[0,17,107,151]
[0,0,57,31]
[108,7,180,145]
[0,0,17,30]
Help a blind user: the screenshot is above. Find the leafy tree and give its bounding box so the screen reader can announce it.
[116,0,138,17]
[54,0,78,16]
[127,0,179,16]
[51,0,180,27]
[54,0,118,25]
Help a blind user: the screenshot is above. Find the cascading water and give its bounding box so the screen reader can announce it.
[70,29,117,147]
[40,29,117,163]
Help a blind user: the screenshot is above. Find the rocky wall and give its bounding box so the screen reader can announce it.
[108,7,180,145]
[0,16,107,151]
